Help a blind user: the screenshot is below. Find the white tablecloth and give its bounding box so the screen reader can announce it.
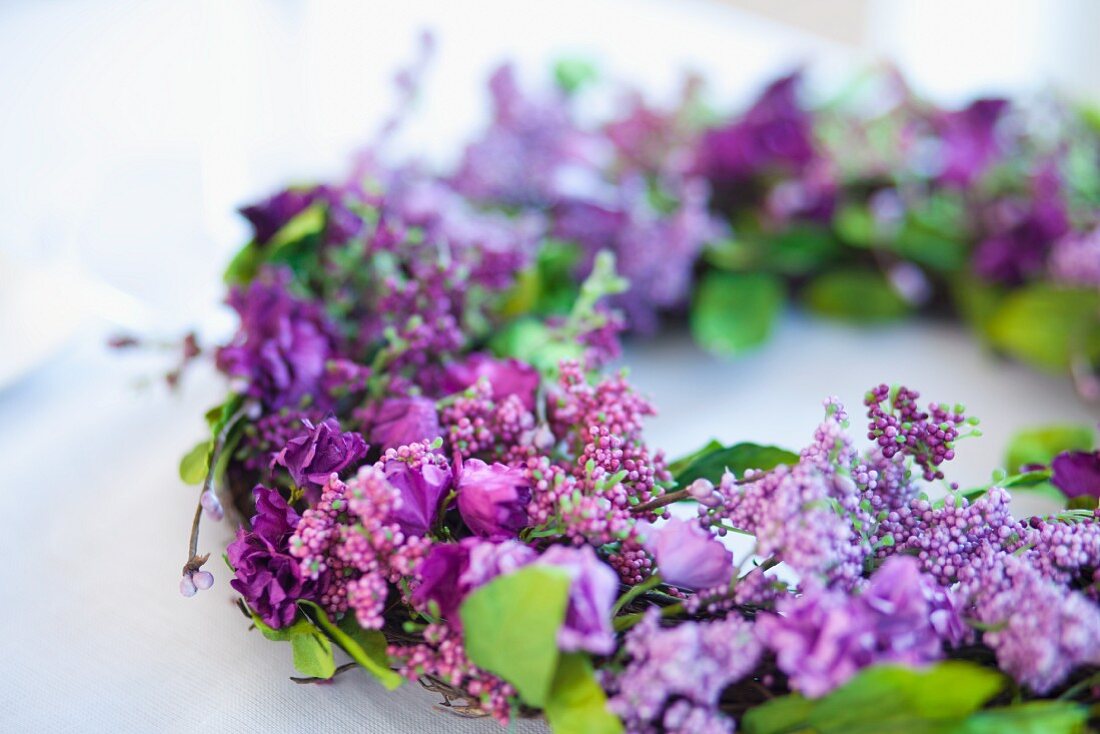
[2,315,1096,732]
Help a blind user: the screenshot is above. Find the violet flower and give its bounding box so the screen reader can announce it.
[367,396,442,450]
[273,417,368,488]
[382,455,453,537]
[936,98,1009,188]
[228,486,319,629]
[456,459,532,539]
[413,538,536,622]
[240,188,319,246]
[535,545,618,655]
[1052,450,1100,499]
[440,353,541,411]
[641,518,734,591]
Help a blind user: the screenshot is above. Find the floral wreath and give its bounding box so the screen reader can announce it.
[161,45,1100,734]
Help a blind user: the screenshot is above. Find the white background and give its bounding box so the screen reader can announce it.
[1,1,1098,731]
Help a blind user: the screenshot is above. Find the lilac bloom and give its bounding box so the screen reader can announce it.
[273,417,368,488]
[535,545,618,655]
[641,518,734,590]
[456,459,532,539]
[936,98,1009,188]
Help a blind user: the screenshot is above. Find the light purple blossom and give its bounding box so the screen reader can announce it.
[641,517,734,591]
[535,545,619,655]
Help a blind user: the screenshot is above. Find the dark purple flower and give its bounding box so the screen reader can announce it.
[641,518,734,590]
[273,418,368,488]
[441,353,541,411]
[456,459,531,539]
[1052,450,1100,499]
[535,545,618,655]
[973,163,1068,284]
[228,486,318,629]
[413,538,535,622]
[695,72,816,184]
[367,396,442,450]
[936,98,1009,188]
[240,188,319,246]
[382,455,453,537]
[216,269,336,409]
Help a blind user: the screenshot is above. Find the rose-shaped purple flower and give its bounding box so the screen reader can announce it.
[535,545,618,655]
[367,396,441,450]
[383,456,453,537]
[456,459,531,539]
[413,538,536,622]
[441,353,541,411]
[1052,450,1100,499]
[641,517,734,590]
[228,486,318,629]
[273,418,368,488]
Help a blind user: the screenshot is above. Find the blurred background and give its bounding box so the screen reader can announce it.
[1,2,1098,729]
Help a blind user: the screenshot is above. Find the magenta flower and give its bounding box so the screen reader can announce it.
[456,459,532,539]
[413,538,536,622]
[228,486,320,629]
[382,455,453,537]
[936,98,1009,188]
[441,353,541,411]
[273,418,368,488]
[367,396,442,450]
[535,545,618,655]
[642,517,734,590]
[1052,450,1100,499]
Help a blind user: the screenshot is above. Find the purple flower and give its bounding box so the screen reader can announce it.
[936,98,1009,188]
[216,269,336,409]
[228,486,319,629]
[535,545,618,655]
[641,518,733,590]
[240,188,319,246]
[367,397,442,450]
[757,556,947,697]
[456,459,532,539]
[273,418,368,488]
[1052,450,1100,499]
[441,353,541,411]
[1049,226,1100,288]
[695,72,816,184]
[382,455,453,537]
[973,163,1068,284]
[413,538,535,622]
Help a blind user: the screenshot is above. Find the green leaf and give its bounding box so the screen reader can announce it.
[952,274,1005,336]
[673,442,798,485]
[834,204,875,248]
[290,629,336,679]
[224,204,326,285]
[987,285,1100,371]
[490,317,584,376]
[179,439,213,485]
[743,662,1004,734]
[300,600,403,690]
[247,611,336,680]
[544,653,623,734]
[554,58,599,95]
[460,565,572,707]
[691,271,785,355]
[959,701,1087,734]
[764,227,842,275]
[804,268,911,323]
[1005,425,1094,473]
[666,439,724,478]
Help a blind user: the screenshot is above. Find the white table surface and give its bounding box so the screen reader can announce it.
[1,314,1096,733]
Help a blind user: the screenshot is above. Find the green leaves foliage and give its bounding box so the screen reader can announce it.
[224,203,326,285]
[672,441,798,485]
[249,611,337,680]
[743,663,1004,734]
[179,439,213,485]
[544,653,623,734]
[460,565,572,707]
[1004,424,1095,473]
[299,601,403,690]
[692,271,785,355]
[986,285,1100,372]
[805,268,911,323]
